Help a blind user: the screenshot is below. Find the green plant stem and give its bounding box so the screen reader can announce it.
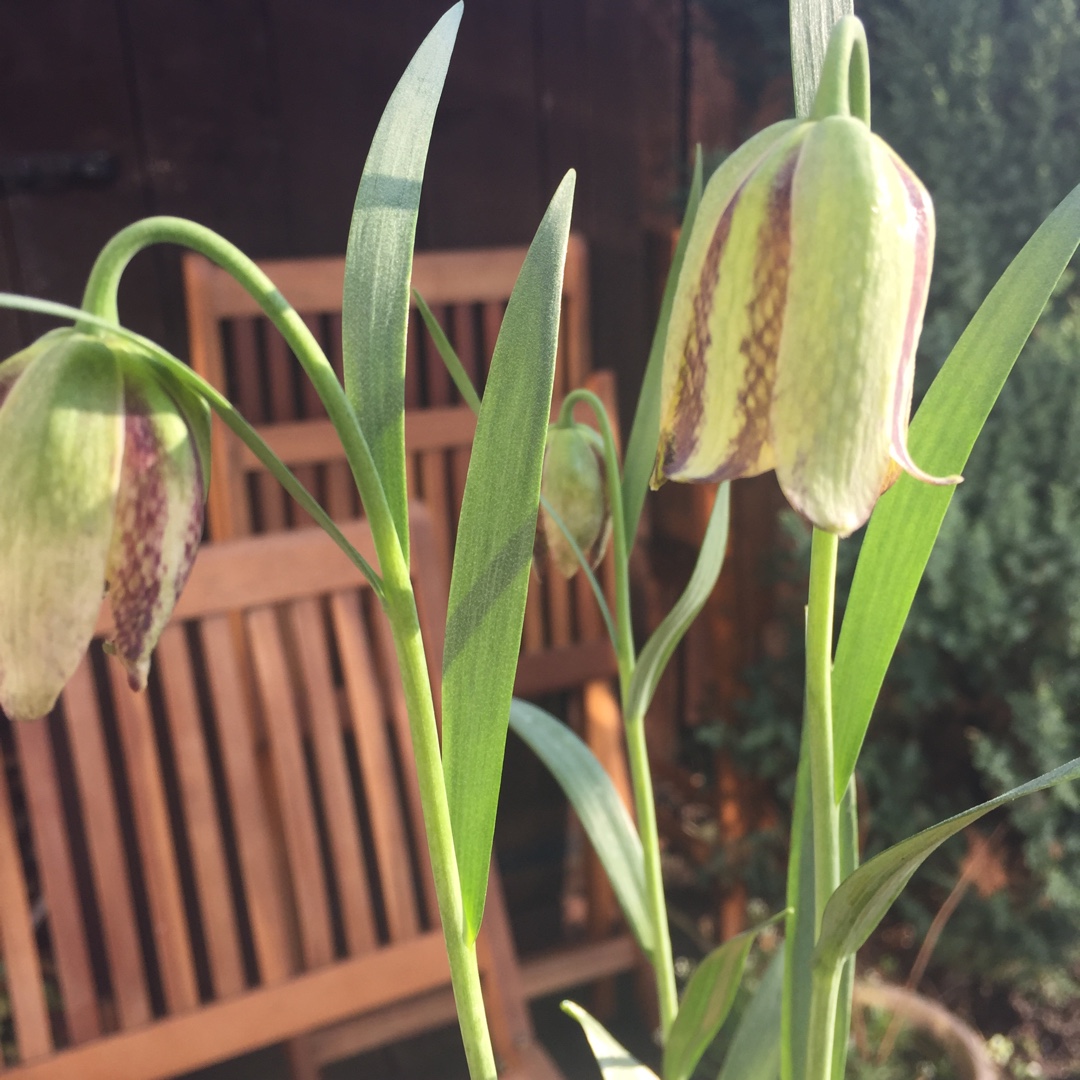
[78,221,499,1079]
[557,388,679,1038]
[625,703,679,1038]
[805,527,841,1080]
[805,959,843,1080]
[384,578,498,1080]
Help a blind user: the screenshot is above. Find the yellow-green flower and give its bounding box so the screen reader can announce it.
[0,329,210,721]
[652,17,959,537]
[537,422,611,579]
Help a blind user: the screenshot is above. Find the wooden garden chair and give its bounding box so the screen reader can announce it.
[0,511,561,1079]
[182,242,643,1057]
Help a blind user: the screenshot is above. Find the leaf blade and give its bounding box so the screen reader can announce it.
[342,3,462,563]
[626,483,729,723]
[664,913,785,1080]
[508,698,653,956]
[621,149,704,544]
[816,756,1080,968]
[442,172,576,940]
[716,949,784,1080]
[563,1001,660,1080]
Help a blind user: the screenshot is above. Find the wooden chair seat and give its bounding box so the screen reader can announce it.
[0,512,561,1078]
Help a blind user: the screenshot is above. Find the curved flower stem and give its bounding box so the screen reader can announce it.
[557,388,678,1039]
[804,527,841,1080]
[79,215,402,577]
[77,220,500,1079]
[810,15,871,124]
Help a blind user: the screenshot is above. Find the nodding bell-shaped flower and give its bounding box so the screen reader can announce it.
[537,422,611,579]
[0,329,210,721]
[652,16,960,537]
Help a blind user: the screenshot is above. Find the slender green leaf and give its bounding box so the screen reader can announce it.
[342,4,461,563]
[832,180,1080,801]
[563,1001,660,1080]
[664,913,786,1080]
[789,0,854,119]
[831,780,858,1080]
[626,483,729,722]
[816,756,1080,969]
[780,724,815,1080]
[716,949,784,1080]
[508,698,653,956]
[442,172,576,940]
[622,150,704,545]
[413,288,482,413]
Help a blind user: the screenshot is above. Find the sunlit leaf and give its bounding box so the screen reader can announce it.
[342,3,462,562]
[442,173,576,941]
[716,950,784,1080]
[664,912,785,1080]
[626,483,728,723]
[816,756,1080,968]
[621,149,704,544]
[563,1001,660,1080]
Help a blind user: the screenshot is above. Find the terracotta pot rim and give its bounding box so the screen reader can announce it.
[853,980,1000,1080]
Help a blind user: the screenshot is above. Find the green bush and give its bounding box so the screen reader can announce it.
[700,0,1080,982]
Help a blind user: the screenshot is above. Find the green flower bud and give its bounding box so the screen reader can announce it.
[652,16,960,537]
[538,423,611,579]
[0,329,210,721]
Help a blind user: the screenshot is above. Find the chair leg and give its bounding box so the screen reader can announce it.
[285,1034,321,1080]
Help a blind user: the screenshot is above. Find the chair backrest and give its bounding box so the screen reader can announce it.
[183,240,619,697]
[0,511,534,1077]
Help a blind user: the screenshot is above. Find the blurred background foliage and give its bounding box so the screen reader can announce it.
[694,0,1080,986]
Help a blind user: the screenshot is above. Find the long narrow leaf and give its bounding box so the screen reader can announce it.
[832,180,1080,800]
[563,1002,660,1080]
[789,0,854,119]
[509,698,653,956]
[716,949,784,1080]
[780,724,816,1080]
[621,150,704,545]
[442,172,576,940]
[413,288,482,413]
[342,4,462,564]
[816,755,1080,969]
[626,483,729,723]
[664,912,786,1080]
[831,780,858,1080]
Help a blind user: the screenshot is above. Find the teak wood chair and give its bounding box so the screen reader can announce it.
[0,512,562,1079]
[182,241,643,1063]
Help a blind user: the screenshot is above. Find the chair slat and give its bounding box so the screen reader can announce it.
[199,616,294,985]
[0,744,52,1061]
[61,660,152,1030]
[245,607,335,970]
[289,599,379,956]
[13,720,101,1044]
[330,593,420,941]
[107,665,200,1014]
[154,626,246,1000]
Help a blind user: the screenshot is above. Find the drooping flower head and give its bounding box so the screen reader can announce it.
[0,329,210,721]
[652,15,960,536]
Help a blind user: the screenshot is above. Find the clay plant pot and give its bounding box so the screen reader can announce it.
[853,981,1000,1080]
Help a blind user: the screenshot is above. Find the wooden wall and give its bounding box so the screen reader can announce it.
[0,0,691,427]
